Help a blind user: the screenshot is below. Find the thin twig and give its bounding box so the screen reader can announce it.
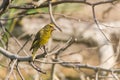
[5,60,17,80]
[0,0,10,15]
[0,12,87,23]
[0,63,8,68]
[5,34,32,79]
[115,37,120,62]
[16,35,32,55]
[16,63,25,80]
[0,21,9,49]
[32,0,47,7]
[47,37,74,56]
[5,28,29,56]
[111,70,119,80]
[50,63,55,80]
[35,59,120,73]
[95,71,99,80]
[50,37,74,80]
[91,5,110,42]
[35,60,81,64]
[48,0,62,31]
[29,62,46,74]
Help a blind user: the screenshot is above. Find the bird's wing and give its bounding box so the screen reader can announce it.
[30,29,44,50]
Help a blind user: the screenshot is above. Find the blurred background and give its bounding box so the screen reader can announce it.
[0,0,120,80]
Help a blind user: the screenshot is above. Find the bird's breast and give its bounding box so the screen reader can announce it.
[39,31,51,46]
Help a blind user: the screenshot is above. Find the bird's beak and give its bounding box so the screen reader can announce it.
[50,23,62,32]
[53,24,62,32]
[52,27,56,31]
[55,26,62,32]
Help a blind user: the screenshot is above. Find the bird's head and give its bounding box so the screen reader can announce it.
[46,23,55,31]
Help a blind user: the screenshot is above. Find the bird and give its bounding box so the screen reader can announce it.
[30,23,55,60]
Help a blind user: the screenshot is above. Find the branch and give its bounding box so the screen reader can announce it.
[29,62,46,74]
[0,47,46,62]
[0,0,11,15]
[5,28,29,56]
[60,62,120,73]
[16,63,25,80]
[35,60,120,73]
[91,5,110,42]
[48,0,62,31]
[47,37,74,57]
[5,59,17,80]
[9,0,117,9]
[49,37,74,80]
[0,37,74,62]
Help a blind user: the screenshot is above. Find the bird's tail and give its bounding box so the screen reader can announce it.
[32,48,37,61]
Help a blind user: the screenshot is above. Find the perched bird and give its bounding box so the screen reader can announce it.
[30,23,55,60]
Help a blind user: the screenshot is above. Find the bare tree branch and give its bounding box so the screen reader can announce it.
[16,63,25,80]
[0,37,74,62]
[48,0,62,31]
[35,59,120,74]
[49,37,74,80]
[5,28,29,56]
[111,70,119,80]
[0,0,10,15]
[9,0,117,9]
[91,5,110,42]
[29,62,46,74]
[5,59,17,80]
[0,47,45,62]
[95,71,99,80]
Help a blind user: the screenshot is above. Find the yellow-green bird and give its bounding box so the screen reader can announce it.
[30,23,55,60]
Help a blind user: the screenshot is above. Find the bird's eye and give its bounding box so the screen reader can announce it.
[50,26,53,28]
